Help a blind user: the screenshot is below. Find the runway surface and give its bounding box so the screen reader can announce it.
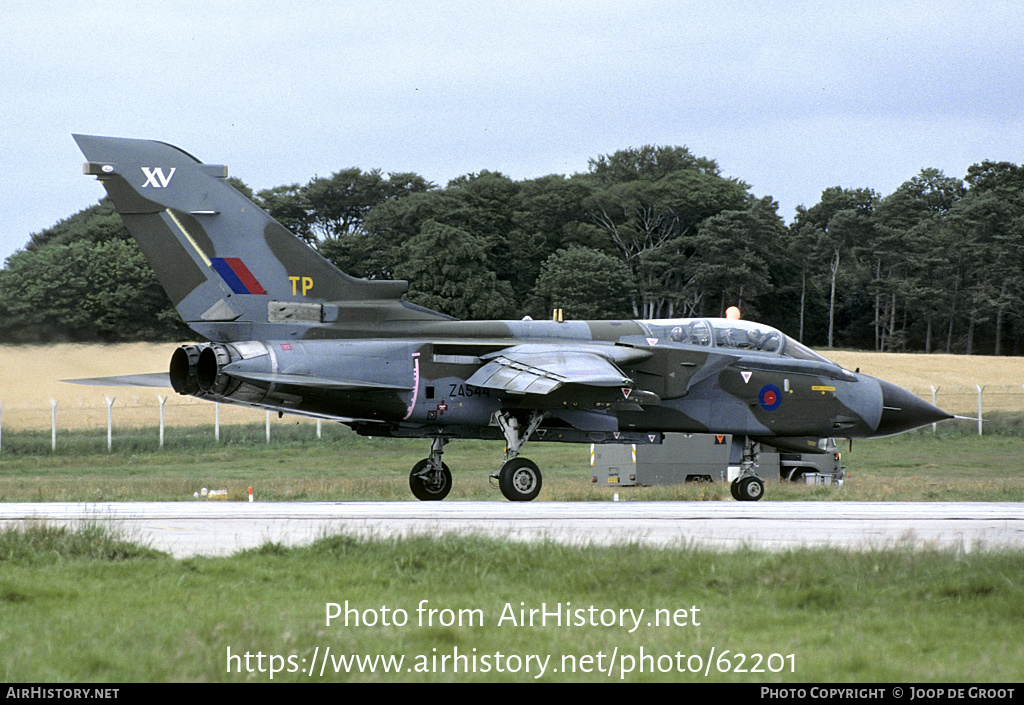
[1,501,1022,557]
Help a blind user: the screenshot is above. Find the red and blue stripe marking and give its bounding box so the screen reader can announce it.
[210,258,267,295]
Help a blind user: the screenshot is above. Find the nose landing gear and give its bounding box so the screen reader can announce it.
[729,436,765,501]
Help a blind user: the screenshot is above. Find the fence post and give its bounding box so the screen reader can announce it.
[0,401,3,453]
[158,395,166,449]
[215,403,221,443]
[50,399,58,452]
[266,411,271,444]
[930,386,938,433]
[976,385,984,436]
[317,418,322,439]
[106,396,115,452]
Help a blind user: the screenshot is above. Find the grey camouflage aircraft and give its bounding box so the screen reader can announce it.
[73,135,952,501]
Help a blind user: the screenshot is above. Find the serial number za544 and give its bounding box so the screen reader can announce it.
[448,383,490,398]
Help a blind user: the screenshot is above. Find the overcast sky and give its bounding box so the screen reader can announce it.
[3,0,1023,263]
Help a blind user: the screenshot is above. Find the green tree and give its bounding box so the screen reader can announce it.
[534,247,633,320]
[779,222,827,343]
[0,239,186,342]
[393,220,515,319]
[938,163,1024,354]
[874,169,965,352]
[961,161,1024,355]
[257,184,315,244]
[24,199,130,251]
[587,145,722,185]
[583,146,751,317]
[689,196,784,319]
[256,169,433,248]
[794,187,879,347]
[360,171,521,284]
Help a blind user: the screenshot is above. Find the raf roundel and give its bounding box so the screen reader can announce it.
[759,384,782,411]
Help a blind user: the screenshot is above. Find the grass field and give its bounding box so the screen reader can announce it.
[1,523,1022,683]
[0,417,1022,503]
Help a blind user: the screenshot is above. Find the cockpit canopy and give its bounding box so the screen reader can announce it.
[641,318,833,365]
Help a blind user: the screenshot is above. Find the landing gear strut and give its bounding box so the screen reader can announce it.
[729,436,765,502]
[409,437,452,501]
[491,411,545,501]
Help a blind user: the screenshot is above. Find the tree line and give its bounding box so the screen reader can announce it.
[1,145,1022,355]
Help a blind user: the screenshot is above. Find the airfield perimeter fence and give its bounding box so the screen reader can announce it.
[1,385,1023,454]
[0,394,338,453]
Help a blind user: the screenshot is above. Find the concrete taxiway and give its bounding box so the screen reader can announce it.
[1,501,1021,558]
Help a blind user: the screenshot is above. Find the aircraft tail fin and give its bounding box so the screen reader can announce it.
[73,134,448,341]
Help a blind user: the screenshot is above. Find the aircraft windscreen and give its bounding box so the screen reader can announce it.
[779,336,834,364]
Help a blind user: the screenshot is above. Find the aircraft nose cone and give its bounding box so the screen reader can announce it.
[875,379,952,436]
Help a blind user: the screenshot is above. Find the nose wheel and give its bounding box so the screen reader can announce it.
[730,475,764,501]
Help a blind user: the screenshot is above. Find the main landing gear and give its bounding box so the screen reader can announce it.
[490,411,545,501]
[407,411,546,502]
[495,457,542,502]
[409,436,452,501]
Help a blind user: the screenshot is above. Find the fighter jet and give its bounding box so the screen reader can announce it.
[73,135,952,501]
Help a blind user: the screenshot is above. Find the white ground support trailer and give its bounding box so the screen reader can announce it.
[590,433,844,488]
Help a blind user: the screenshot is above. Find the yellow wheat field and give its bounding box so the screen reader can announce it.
[0,343,268,431]
[825,350,1024,414]
[1,343,1021,431]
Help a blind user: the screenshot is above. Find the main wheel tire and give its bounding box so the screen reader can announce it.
[498,458,542,502]
[409,459,452,501]
[736,476,764,501]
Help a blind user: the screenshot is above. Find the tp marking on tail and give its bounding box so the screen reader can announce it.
[289,276,314,296]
